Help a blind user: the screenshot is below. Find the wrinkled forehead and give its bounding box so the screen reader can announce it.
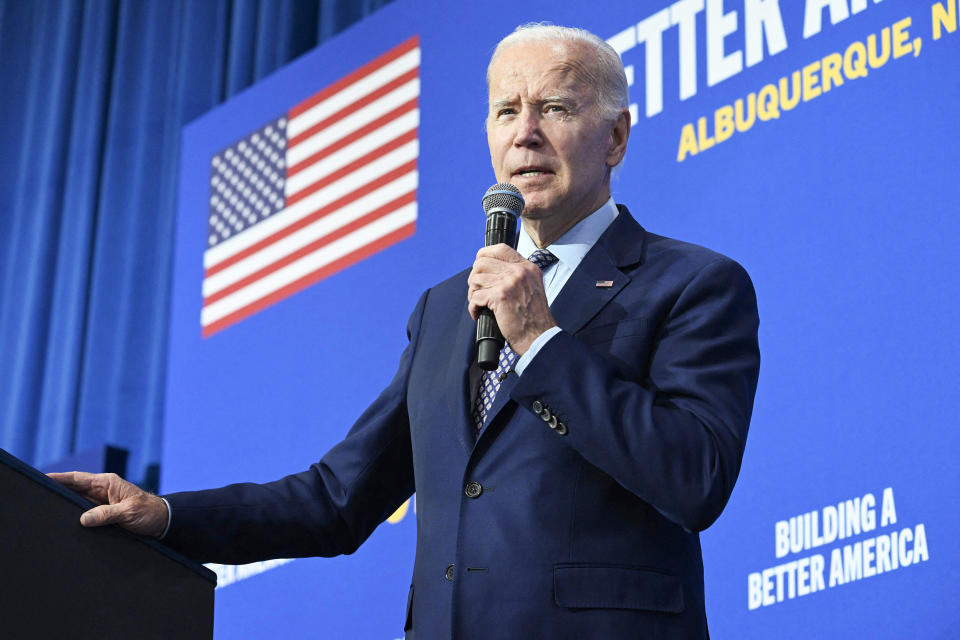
[487,40,597,101]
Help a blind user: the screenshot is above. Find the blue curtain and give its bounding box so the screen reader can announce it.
[0,0,392,486]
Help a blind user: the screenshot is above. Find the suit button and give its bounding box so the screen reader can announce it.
[445,564,455,581]
[532,400,544,415]
[540,407,552,422]
[548,415,558,429]
[464,481,483,498]
[556,422,568,436]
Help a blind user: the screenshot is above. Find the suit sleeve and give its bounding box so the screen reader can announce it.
[161,290,428,565]
[509,258,760,532]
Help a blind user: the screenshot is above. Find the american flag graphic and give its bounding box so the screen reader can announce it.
[201,36,420,337]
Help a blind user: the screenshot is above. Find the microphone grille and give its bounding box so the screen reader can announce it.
[482,182,524,216]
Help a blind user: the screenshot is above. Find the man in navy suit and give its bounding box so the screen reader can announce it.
[52,24,759,639]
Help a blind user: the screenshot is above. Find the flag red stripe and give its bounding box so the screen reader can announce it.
[203,191,416,306]
[285,127,417,206]
[288,97,418,178]
[288,67,419,150]
[202,222,416,338]
[205,158,417,277]
[288,35,419,121]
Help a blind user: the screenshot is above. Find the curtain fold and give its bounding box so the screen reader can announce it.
[0,0,392,484]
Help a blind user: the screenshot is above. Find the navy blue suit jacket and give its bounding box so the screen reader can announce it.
[164,206,760,639]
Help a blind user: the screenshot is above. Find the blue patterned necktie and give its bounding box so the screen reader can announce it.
[472,249,558,432]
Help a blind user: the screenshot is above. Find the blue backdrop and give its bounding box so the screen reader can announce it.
[3,0,958,637]
[164,0,959,638]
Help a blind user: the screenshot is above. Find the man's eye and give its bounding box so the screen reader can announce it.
[497,108,516,117]
[545,104,566,113]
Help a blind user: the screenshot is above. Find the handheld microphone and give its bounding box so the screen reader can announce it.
[476,183,524,371]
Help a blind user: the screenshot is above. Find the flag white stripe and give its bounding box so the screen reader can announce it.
[201,203,417,326]
[286,80,420,169]
[203,171,417,297]
[204,139,418,269]
[285,107,418,198]
[287,49,421,139]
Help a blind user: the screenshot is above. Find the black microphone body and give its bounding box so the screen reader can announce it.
[477,183,524,371]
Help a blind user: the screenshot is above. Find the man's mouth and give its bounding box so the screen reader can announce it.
[513,167,553,177]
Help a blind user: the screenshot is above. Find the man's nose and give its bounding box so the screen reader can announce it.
[513,109,543,147]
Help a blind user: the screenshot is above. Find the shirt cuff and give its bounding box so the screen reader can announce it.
[514,327,562,375]
[158,496,172,540]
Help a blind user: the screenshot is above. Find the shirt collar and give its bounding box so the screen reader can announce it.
[516,197,619,271]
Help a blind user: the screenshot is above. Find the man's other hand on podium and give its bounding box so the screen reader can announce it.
[47,471,169,538]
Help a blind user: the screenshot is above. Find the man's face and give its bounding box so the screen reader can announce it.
[486,39,626,225]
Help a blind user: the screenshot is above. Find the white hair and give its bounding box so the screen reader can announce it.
[486,23,630,122]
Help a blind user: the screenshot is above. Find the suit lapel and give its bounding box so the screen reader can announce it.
[548,258,629,335]
[477,206,648,436]
[450,303,480,454]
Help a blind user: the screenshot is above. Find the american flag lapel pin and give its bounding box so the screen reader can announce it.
[595,280,614,288]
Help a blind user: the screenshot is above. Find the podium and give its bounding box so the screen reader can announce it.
[0,448,216,639]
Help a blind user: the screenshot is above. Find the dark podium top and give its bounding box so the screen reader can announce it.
[0,448,216,639]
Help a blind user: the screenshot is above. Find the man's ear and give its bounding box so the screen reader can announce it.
[606,109,631,167]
